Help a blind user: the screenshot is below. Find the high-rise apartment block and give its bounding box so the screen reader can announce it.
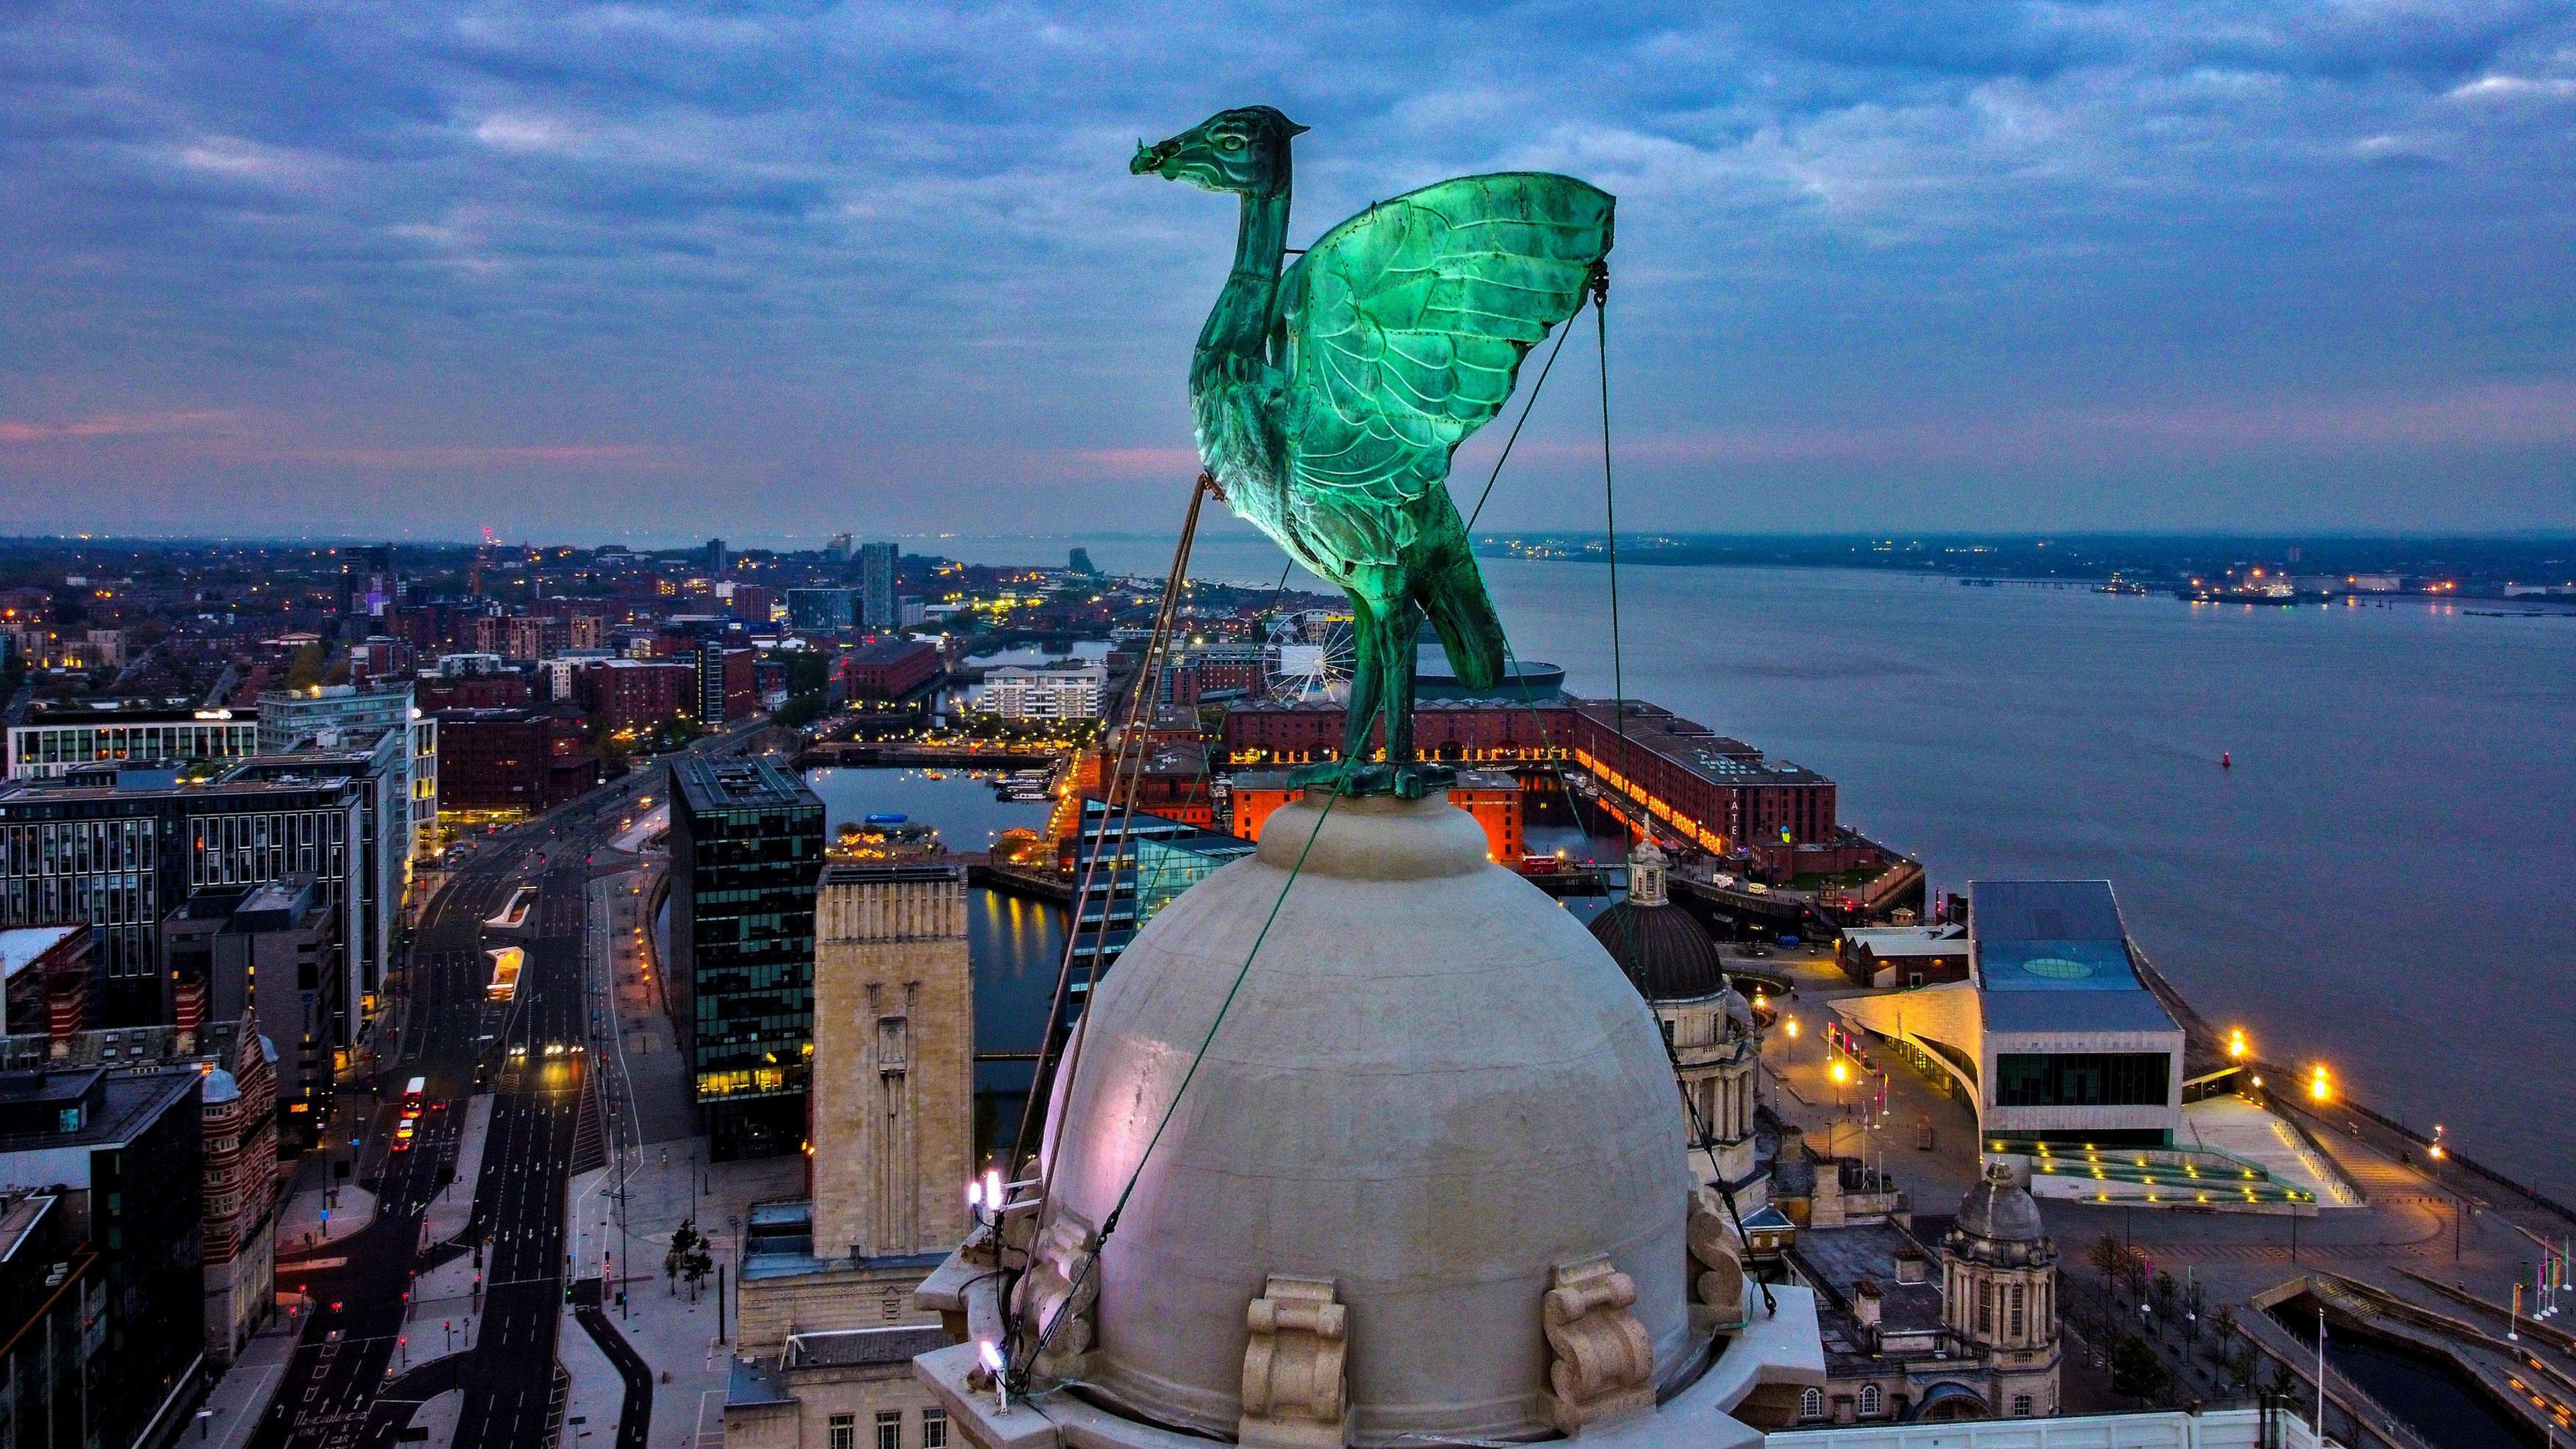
[858,543,899,631]
[669,757,824,1159]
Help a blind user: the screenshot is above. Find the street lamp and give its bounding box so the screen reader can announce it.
[2308,1065,2332,1103]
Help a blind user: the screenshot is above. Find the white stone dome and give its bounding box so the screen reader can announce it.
[1038,791,1691,1444]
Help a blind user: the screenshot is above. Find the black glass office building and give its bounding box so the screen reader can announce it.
[669,755,824,1159]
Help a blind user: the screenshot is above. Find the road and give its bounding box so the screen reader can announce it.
[249,727,772,1449]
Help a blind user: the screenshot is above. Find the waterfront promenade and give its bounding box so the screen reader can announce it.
[1752,934,2576,1442]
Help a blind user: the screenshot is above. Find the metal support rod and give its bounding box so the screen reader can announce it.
[1009,472,1217,1173]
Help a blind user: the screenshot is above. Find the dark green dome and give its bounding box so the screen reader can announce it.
[1588,900,1727,1003]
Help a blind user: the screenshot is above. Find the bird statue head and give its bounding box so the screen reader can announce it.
[1130,105,1308,199]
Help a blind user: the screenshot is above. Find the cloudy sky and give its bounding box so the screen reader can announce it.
[3,0,2573,542]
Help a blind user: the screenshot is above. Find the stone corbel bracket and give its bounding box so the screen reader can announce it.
[1538,1254,1656,1436]
[1238,1274,1348,1449]
[1686,1190,1748,1335]
[1012,1209,1099,1384]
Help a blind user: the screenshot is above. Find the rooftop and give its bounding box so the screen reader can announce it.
[672,754,821,814]
[1796,1220,1947,1338]
[843,639,937,665]
[16,700,246,724]
[0,1194,54,1266]
[0,927,83,987]
[1972,879,2144,994]
[1969,879,2183,1035]
[818,861,965,887]
[0,773,361,808]
[1570,699,1830,784]
[1843,924,1968,958]
[782,1325,955,1370]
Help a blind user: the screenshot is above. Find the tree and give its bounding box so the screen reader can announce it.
[2267,1360,2298,1401]
[2088,1233,2128,1279]
[285,641,328,690]
[773,691,828,730]
[665,1218,702,1295]
[2111,1334,2173,1404]
[682,1240,715,1301]
[2121,1252,2151,1306]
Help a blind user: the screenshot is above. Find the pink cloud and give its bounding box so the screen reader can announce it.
[0,409,684,472]
[239,442,688,470]
[1516,378,2576,468]
[1074,446,1201,478]
[0,409,235,443]
[1076,380,2576,482]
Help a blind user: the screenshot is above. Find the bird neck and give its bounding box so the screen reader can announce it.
[1198,184,1290,365]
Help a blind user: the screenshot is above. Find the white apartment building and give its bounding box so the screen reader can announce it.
[969,663,1105,720]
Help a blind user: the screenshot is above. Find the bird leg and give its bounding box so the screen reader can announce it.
[1337,593,1386,767]
[1378,597,1424,767]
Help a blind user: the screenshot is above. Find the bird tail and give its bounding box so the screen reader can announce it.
[1411,525,1507,692]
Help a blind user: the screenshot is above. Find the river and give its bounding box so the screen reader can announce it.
[893,528,2576,1202]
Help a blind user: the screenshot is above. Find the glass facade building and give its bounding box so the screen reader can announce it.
[6,707,262,780]
[0,775,361,1026]
[669,755,824,1159]
[1067,800,1255,975]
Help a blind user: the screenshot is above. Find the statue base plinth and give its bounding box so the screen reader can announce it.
[1285,761,1456,799]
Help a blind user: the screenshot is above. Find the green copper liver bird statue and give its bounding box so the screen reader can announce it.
[1132,105,1613,792]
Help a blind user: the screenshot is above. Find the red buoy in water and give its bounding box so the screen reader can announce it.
[2221,751,2232,769]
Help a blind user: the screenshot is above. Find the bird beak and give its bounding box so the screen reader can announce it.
[1130,138,1175,176]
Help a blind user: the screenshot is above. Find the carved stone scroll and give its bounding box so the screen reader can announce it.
[1012,1209,1098,1383]
[1238,1275,1348,1449]
[1538,1254,1656,1435]
[1687,1189,1748,1334]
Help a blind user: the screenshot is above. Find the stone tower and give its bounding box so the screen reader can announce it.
[1587,837,1767,1204]
[1943,1161,2062,1417]
[811,861,974,1260]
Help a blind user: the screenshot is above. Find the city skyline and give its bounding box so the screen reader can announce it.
[5,1,2574,538]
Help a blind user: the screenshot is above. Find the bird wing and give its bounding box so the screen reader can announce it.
[1275,172,1613,568]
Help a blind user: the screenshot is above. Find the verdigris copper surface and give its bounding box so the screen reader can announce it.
[1133,107,1612,790]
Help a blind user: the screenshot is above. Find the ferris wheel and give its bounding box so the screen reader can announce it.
[1265,612,1355,704]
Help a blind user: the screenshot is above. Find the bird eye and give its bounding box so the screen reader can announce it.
[1218,135,1246,152]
